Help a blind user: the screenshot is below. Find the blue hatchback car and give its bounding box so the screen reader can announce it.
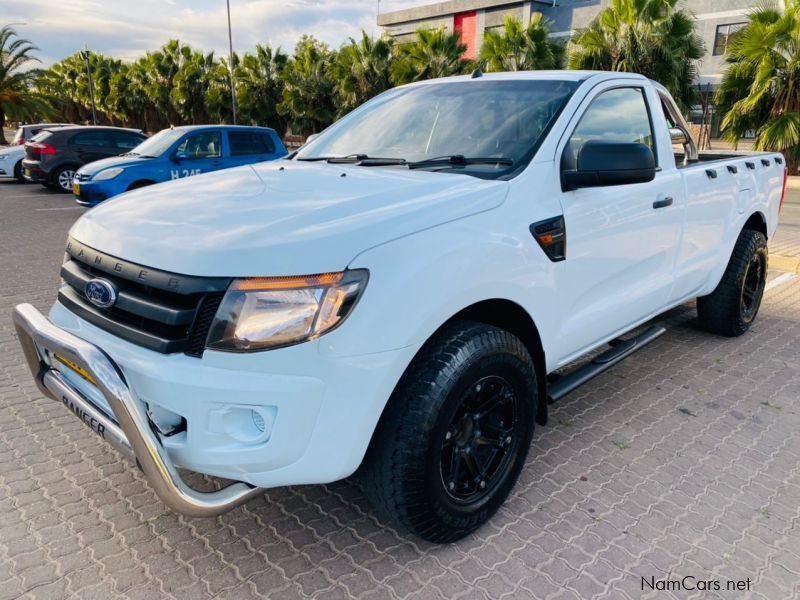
[73,125,287,205]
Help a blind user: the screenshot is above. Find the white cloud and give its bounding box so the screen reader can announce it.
[4,0,425,66]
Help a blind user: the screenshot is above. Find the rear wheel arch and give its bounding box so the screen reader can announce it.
[50,163,81,179]
[743,211,767,239]
[50,164,81,188]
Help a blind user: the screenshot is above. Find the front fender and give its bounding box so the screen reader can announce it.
[319,208,561,370]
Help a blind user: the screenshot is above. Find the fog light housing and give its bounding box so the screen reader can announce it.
[208,405,277,443]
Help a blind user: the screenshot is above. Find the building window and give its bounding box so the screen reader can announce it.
[713,22,746,56]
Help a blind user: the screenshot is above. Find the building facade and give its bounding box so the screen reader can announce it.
[378,0,754,87]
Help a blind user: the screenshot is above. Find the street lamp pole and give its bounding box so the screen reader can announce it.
[226,0,237,124]
[81,44,98,126]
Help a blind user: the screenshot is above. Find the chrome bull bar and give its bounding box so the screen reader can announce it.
[12,303,264,517]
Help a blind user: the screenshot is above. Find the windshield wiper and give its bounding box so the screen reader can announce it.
[407,155,513,170]
[295,153,407,166]
[295,153,367,162]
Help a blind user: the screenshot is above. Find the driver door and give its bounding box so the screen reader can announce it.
[554,85,684,362]
[170,130,224,180]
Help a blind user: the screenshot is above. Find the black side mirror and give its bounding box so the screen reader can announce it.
[562,140,656,191]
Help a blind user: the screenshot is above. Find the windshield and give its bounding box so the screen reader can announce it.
[295,79,578,178]
[128,128,185,157]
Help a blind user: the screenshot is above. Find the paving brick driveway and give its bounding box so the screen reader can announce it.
[1,181,799,600]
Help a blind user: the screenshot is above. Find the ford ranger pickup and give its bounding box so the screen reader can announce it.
[13,71,787,543]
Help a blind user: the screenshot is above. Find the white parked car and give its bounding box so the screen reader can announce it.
[0,124,69,181]
[14,71,786,542]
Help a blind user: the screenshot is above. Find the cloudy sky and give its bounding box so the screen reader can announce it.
[4,0,419,66]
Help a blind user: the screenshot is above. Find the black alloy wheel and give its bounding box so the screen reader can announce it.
[740,251,766,323]
[440,375,521,504]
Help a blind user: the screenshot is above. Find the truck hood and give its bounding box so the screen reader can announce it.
[77,154,151,175]
[70,160,508,276]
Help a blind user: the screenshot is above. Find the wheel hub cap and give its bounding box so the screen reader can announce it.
[440,375,519,503]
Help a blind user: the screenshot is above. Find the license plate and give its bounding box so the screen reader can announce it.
[72,182,80,195]
[53,353,96,385]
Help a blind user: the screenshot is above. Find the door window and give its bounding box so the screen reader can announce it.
[175,131,222,159]
[71,131,114,147]
[564,87,656,169]
[229,131,275,156]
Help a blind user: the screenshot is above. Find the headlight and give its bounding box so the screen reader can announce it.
[93,167,124,181]
[205,270,368,352]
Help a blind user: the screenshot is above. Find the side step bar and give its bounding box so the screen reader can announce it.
[547,325,666,403]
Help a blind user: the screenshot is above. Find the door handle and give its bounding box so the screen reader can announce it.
[653,196,673,209]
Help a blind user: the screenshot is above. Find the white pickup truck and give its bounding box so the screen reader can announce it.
[14,71,787,543]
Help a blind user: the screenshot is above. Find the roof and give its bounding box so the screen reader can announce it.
[400,70,649,87]
[19,123,70,129]
[47,125,144,134]
[165,124,277,132]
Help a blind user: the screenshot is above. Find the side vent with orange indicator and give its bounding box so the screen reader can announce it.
[529,216,567,262]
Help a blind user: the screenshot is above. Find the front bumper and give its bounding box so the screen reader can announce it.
[73,181,111,206]
[14,300,417,516]
[13,303,263,517]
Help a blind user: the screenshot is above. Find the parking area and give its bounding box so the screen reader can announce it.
[1,180,800,600]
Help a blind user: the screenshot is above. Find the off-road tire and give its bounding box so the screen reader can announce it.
[697,229,768,337]
[360,320,538,543]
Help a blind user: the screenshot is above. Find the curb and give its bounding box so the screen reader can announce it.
[771,254,800,273]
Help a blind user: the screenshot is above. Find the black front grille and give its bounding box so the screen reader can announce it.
[60,237,232,357]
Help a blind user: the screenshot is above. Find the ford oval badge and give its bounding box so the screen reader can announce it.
[84,278,117,308]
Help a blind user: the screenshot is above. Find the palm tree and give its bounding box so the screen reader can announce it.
[334,32,394,116]
[479,14,564,72]
[391,28,468,85]
[0,26,50,143]
[35,54,87,124]
[717,0,800,172]
[171,47,216,124]
[234,45,288,134]
[279,36,337,135]
[141,40,193,126]
[568,0,703,109]
[106,61,154,130]
[35,52,123,126]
